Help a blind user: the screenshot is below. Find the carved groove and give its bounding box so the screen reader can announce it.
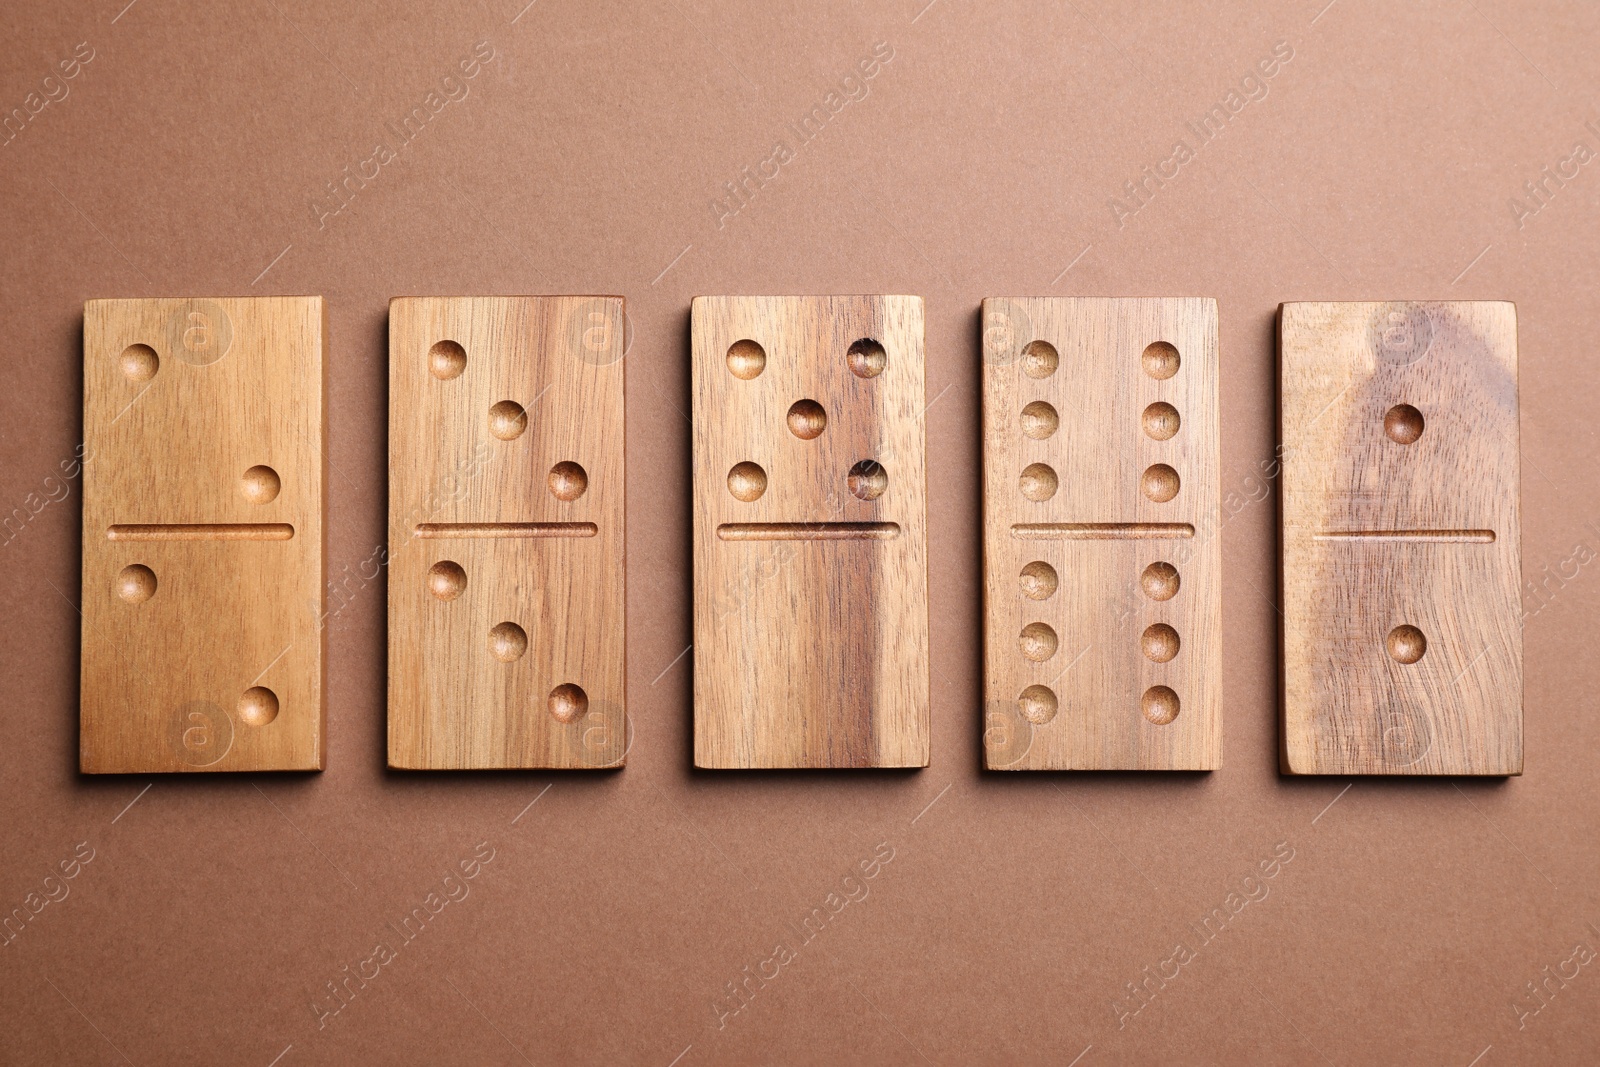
[1011,522,1195,540]
[1313,529,1495,543]
[108,523,294,541]
[414,522,598,539]
[717,522,901,541]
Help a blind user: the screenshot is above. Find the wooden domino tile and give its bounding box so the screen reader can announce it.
[387,297,626,770]
[80,297,326,772]
[692,296,929,768]
[981,298,1222,770]
[1280,301,1522,775]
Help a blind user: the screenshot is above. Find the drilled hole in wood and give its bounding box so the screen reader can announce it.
[238,686,279,727]
[846,338,887,378]
[119,343,158,382]
[728,461,767,502]
[1141,562,1180,601]
[429,340,466,380]
[1142,401,1180,440]
[1020,622,1059,661]
[1142,342,1180,380]
[241,465,280,504]
[1142,464,1180,502]
[489,621,528,662]
[1021,340,1059,379]
[1019,560,1058,600]
[549,461,588,501]
[1020,400,1059,439]
[549,683,589,723]
[1018,684,1058,725]
[847,460,888,500]
[116,564,156,603]
[1142,623,1180,663]
[1384,404,1424,444]
[1142,685,1180,725]
[1387,624,1427,664]
[1020,462,1058,502]
[489,400,528,440]
[427,560,467,600]
[727,339,766,379]
[787,399,827,440]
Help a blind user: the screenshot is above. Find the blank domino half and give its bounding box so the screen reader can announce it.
[387,297,626,770]
[1280,301,1522,775]
[692,296,929,768]
[982,297,1222,771]
[81,297,326,772]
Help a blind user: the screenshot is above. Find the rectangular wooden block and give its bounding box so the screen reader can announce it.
[81,297,326,772]
[692,296,929,768]
[981,298,1222,770]
[387,297,626,769]
[1280,301,1522,775]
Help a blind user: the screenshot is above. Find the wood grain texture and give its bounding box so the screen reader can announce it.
[387,297,626,769]
[981,298,1221,770]
[1280,301,1522,775]
[80,297,326,772]
[692,296,929,768]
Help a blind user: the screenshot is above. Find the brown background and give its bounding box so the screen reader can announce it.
[2,0,1597,1063]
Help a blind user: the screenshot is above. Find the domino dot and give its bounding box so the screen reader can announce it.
[727,339,767,379]
[427,560,467,601]
[1019,462,1058,502]
[1019,561,1058,600]
[489,400,528,441]
[1387,624,1427,664]
[1019,622,1058,662]
[1142,401,1180,440]
[1020,400,1059,439]
[549,461,588,501]
[429,340,467,380]
[1142,342,1180,380]
[1140,562,1180,601]
[1141,464,1180,503]
[1141,685,1180,725]
[241,465,281,504]
[1017,684,1059,725]
[1021,340,1059,379]
[728,462,767,502]
[1384,404,1425,445]
[489,621,528,662]
[237,686,279,727]
[549,683,589,723]
[119,343,159,382]
[847,460,889,500]
[846,338,887,378]
[1141,623,1180,663]
[787,399,827,440]
[116,564,157,603]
